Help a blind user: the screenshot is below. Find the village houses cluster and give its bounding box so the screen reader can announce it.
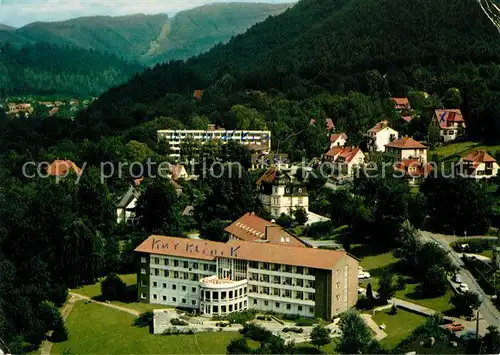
[41,95,499,320]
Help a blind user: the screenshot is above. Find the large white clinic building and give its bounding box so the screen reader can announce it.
[157,127,271,160]
[135,235,359,320]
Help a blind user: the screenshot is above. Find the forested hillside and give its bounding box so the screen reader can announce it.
[79,0,500,144]
[142,3,292,65]
[0,14,167,61]
[0,42,142,97]
[0,4,291,66]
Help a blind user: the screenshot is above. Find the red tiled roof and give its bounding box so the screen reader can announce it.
[46,160,82,176]
[402,116,413,123]
[135,235,351,270]
[193,90,203,101]
[462,150,497,164]
[169,164,186,181]
[434,109,465,128]
[368,120,390,134]
[385,137,427,149]
[329,133,347,143]
[256,167,278,184]
[394,159,433,177]
[392,97,410,106]
[225,212,306,247]
[310,118,335,130]
[324,146,362,163]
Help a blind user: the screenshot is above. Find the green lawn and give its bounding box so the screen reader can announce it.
[372,308,427,349]
[71,274,170,313]
[480,249,494,259]
[52,301,242,354]
[431,141,500,159]
[355,248,453,313]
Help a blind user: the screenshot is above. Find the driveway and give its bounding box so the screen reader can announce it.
[419,230,500,330]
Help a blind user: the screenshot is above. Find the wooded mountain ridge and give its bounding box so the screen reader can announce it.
[0,3,291,65]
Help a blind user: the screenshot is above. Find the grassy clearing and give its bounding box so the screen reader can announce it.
[70,273,169,313]
[354,247,453,313]
[52,301,242,354]
[431,141,500,159]
[372,308,426,349]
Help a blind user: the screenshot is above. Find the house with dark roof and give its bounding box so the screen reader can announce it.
[257,167,308,218]
[458,150,499,179]
[432,109,466,142]
[225,212,307,247]
[116,186,141,224]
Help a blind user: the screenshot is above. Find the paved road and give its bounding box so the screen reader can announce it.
[420,230,500,329]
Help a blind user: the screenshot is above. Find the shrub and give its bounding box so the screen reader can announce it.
[283,327,304,333]
[134,311,154,327]
[216,322,230,327]
[100,273,126,301]
[389,304,398,315]
[226,309,256,324]
[295,317,315,326]
[170,318,189,326]
[240,323,273,342]
[356,294,373,310]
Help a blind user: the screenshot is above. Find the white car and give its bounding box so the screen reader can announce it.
[358,271,371,279]
[454,274,462,283]
[458,283,469,292]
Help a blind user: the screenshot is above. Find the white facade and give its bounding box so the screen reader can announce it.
[139,254,353,318]
[440,126,462,143]
[157,129,271,159]
[459,161,500,179]
[368,127,399,152]
[259,184,309,218]
[116,196,138,224]
[329,135,347,148]
[386,147,428,164]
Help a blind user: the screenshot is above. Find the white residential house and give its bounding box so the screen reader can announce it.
[385,137,428,164]
[116,186,141,224]
[458,150,500,179]
[329,133,347,148]
[433,109,466,142]
[367,121,399,152]
[324,146,365,176]
[257,167,309,218]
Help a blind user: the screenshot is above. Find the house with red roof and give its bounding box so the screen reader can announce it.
[310,118,335,131]
[329,133,347,148]
[433,109,466,142]
[385,137,428,164]
[394,159,433,186]
[225,212,307,247]
[392,97,411,111]
[324,146,365,176]
[458,150,499,179]
[367,121,399,152]
[46,160,82,177]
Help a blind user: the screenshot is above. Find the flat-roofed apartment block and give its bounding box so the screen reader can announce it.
[135,235,359,320]
[157,124,271,160]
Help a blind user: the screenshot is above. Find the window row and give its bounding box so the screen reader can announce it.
[249,286,315,301]
[201,287,247,301]
[148,293,197,306]
[204,300,248,314]
[252,299,314,314]
[248,274,315,288]
[151,268,213,281]
[248,262,312,275]
[148,281,198,294]
[149,257,216,272]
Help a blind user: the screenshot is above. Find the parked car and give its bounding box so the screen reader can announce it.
[458,283,469,292]
[453,274,462,283]
[445,323,465,332]
[358,271,371,279]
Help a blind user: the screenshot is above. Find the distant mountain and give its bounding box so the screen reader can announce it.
[0,3,291,65]
[0,24,15,31]
[141,3,292,65]
[0,14,167,61]
[0,42,142,97]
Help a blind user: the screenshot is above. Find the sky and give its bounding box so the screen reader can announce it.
[0,0,296,28]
